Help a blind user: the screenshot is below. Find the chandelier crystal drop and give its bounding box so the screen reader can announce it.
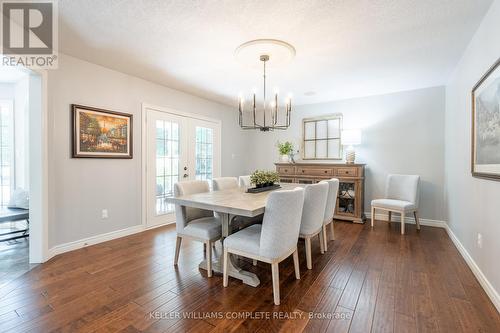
[238,54,292,131]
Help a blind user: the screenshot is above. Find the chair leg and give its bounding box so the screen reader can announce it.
[223,248,229,287]
[174,236,182,265]
[401,212,405,235]
[371,206,375,227]
[330,221,335,241]
[322,224,328,251]
[305,237,312,270]
[414,211,420,230]
[388,211,392,223]
[253,259,257,266]
[206,241,213,277]
[203,243,206,252]
[293,249,300,280]
[271,262,280,305]
[319,231,325,254]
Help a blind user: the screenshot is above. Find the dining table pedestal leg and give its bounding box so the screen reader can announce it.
[198,212,260,287]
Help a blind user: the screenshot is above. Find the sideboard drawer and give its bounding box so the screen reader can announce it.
[296,167,333,176]
[277,166,295,175]
[335,167,358,177]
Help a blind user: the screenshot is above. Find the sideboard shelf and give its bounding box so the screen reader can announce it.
[275,162,366,223]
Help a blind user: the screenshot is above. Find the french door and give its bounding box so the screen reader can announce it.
[145,108,220,228]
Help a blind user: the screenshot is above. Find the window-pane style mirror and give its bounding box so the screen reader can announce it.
[302,114,342,160]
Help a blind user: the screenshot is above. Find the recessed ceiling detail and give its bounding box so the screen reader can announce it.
[234,39,296,68]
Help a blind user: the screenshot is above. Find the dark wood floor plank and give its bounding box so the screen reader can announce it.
[0,221,498,333]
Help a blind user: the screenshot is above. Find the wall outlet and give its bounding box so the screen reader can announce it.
[101,209,109,219]
[477,233,483,249]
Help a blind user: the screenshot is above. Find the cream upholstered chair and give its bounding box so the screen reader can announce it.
[238,175,251,188]
[299,182,329,269]
[213,176,262,266]
[223,187,305,305]
[320,178,339,251]
[213,177,238,191]
[371,174,420,235]
[173,180,221,277]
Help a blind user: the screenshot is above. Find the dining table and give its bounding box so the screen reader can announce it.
[167,183,303,287]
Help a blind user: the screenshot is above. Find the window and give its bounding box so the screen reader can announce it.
[155,120,180,214]
[302,115,342,160]
[0,101,14,206]
[195,126,213,181]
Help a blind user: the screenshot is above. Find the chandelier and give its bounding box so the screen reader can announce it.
[236,40,294,131]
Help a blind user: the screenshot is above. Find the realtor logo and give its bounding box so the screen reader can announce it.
[1,0,58,68]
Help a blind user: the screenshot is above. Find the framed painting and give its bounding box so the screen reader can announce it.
[472,57,500,180]
[72,104,133,158]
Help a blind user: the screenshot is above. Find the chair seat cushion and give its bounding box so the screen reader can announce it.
[224,224,262,257]
[371,199,416,212]
[182,217,221,241]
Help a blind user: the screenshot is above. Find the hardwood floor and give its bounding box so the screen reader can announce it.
[0,221,36,289]
[0,220,498,332]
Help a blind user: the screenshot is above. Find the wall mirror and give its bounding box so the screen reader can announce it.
[302,114,343,160]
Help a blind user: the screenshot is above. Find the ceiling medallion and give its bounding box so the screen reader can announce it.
[235,39,295,131]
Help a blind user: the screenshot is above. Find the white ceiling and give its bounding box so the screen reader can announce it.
[59,0,493,106]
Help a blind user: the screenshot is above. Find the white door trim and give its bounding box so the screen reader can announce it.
[141,103,222,230]
[28,68,50,263]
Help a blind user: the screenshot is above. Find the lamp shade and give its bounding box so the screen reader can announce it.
[341,129,361,146]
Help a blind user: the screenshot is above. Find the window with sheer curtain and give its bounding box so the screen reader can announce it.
[0,101,14,206]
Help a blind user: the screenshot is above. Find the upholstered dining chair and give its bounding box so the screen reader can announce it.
[173,180,221,277]
[371,174,420,235]
[213,176,262,266]
[238,175,251,188]
[223,187,305,305]
[299,182,329,269]
[320,178,339,251]
[213,177,239,191]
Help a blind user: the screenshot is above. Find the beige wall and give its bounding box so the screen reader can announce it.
[247,86,446,222]
[47,54,251,247]
[445,0,500,303]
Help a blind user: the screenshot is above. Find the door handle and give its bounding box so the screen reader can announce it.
[184,166,188,170]
[183,174,189,178]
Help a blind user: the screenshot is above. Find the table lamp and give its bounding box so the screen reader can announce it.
[341,129,361,164]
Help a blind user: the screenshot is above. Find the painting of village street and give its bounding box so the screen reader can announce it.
[73,105,132,158]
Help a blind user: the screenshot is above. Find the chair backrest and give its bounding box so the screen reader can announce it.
[385,174,420,206]
[320,178,339,223]
[212,177,238,191]
[299,182,329,235]
[260,188,305,259]
[174,180,213,233]
[238,175,251,188]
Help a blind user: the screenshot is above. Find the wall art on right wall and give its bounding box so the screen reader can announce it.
[471,57,500,180]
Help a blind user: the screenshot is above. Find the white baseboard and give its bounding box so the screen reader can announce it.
[444,225,500,313]
[364,211,447,228]
[47,224,145,260]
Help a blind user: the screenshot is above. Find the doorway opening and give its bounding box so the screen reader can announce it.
[0,66,44,287]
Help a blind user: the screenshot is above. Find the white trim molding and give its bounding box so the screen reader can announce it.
[48,224,145,259]
[364,211,446,228]
[444,225,500,313]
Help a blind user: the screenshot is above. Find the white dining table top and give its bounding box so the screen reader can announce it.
[167,183,303,217]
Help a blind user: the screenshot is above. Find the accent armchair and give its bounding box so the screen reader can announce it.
[371,174,420,235]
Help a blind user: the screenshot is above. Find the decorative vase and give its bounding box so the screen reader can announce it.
[280,154,289,163]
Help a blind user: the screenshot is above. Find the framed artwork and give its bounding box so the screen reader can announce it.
[72,104,133,158]
[471,58,500,180]
[302,114,343,160]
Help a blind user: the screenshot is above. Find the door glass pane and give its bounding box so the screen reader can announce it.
[195,126,213,181]
[155,120,179,215]
[0,104,13,206]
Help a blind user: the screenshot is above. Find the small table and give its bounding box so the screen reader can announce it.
[168,183,301,287]
[0,208,29,242]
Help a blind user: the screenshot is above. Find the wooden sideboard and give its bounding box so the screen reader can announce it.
[275,162,366,223]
